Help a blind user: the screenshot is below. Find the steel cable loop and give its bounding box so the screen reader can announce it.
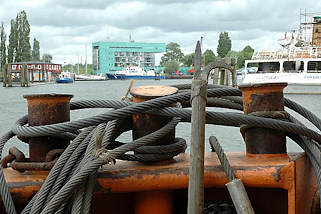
[68,120,121,214]
[284,98,321,132]
[286,116,321,207]
[209,136,235,182]
[239,110,291,139]
[42,128,96,210]
[2,84,321,213]
[0,131,17,214]
[118,138,187,162]
[71,122,108,214]
[148,107,321,144]
[28,127,96,214]
[12,87,242,138]
[134,138,187,154]
[39,117,181,214]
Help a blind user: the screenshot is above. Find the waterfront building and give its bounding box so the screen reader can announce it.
[9,61,62,82]
[92,41,166,75]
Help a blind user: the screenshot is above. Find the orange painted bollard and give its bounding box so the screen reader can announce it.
[130,85,178,146]
[23,93,73,162]
[239,83,288,154]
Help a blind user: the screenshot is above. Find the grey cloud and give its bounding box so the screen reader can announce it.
[50,0,222,9]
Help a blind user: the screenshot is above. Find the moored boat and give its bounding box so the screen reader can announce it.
[56,71,74,83]
[243,15,321,85]
[106,66,165,80]
[75,73,106,81]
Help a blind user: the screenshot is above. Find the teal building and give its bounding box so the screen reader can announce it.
[92,41,166,74]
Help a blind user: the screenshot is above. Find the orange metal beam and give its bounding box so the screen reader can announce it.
[2,152,317,214]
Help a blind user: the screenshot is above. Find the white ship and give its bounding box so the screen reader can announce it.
[243,14,321,85]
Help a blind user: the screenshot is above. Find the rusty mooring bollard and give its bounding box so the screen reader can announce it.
[239,83,288,154]
[130,85,178,146]
[23,93,73,162]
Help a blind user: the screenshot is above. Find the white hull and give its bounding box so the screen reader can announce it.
[242,72,321,85]
[75,74,106,81]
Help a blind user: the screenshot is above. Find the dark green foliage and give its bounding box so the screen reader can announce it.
[15,10,31,62]
[32,38,40,61]
[227,45,254,69]
[203,49,216,66]
[160,42,184,66]
[42,53,53,63]
[7,10,32,63]
[217,32,231,58]
[8,19,17,63]
[182,53,195,67]
[164,60,180,74]
[0,22,6,72]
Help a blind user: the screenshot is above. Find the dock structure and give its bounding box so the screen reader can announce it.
[2,62,62,87]
[210,58,237,87]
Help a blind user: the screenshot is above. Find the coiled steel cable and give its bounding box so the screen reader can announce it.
[0,131,17,214]
[39,117,180,214]
[0,84,321,214]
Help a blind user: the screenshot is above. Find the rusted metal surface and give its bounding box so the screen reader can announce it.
[239,83,288,154]
[23,93,73,161]
[294,153,318,214]
[45,149,64,162]
[1,154,15,168]
[2,147,61,171]
[10,158,57,171]
[135,191,173,214]
[1,147,26,168]
[130,85,178,146]
[2,152,316,213]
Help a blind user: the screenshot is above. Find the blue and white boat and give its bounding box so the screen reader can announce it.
[56,72,74,83]
[106,66,164,80]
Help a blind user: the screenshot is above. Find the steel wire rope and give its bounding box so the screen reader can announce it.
[25,127,96,214]
[1,84,321,213]
[12,87,242,138]
[39,117,180,214]
[0,131,17,214]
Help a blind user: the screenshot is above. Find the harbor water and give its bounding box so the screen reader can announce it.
[1,79,321,157]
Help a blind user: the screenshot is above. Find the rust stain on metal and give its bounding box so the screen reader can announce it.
[239,83,287,154]
[24,93,73,162]
[2,152,317,213]
[130,86,178,147]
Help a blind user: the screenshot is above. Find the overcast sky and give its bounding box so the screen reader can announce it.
[0,0,320,65]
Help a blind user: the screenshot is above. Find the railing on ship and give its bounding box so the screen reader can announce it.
[252,46,321,60]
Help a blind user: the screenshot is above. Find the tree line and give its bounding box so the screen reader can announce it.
[160,32,255,74]
[0,10,53,73]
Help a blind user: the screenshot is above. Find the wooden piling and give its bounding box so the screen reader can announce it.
[219,69,225,85]
[7,66,12,87]
[3,65,7,87]
[187,41,207,214]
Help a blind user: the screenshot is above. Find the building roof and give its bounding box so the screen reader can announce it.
[9,61,61,65]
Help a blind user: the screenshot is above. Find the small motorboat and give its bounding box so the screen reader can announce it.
[56,71,74,83]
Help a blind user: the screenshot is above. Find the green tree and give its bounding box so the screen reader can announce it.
[32,38,40,61]
[0,22,6,72]
[217,32,231,58]
[42,53,53,63]
[182,53,194,67]
[8,19,17,63]
[203,49,216,66]
[236,45,254,68]
[160,42,184,66]
[15,10,31,62]
[164,60,180,75]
